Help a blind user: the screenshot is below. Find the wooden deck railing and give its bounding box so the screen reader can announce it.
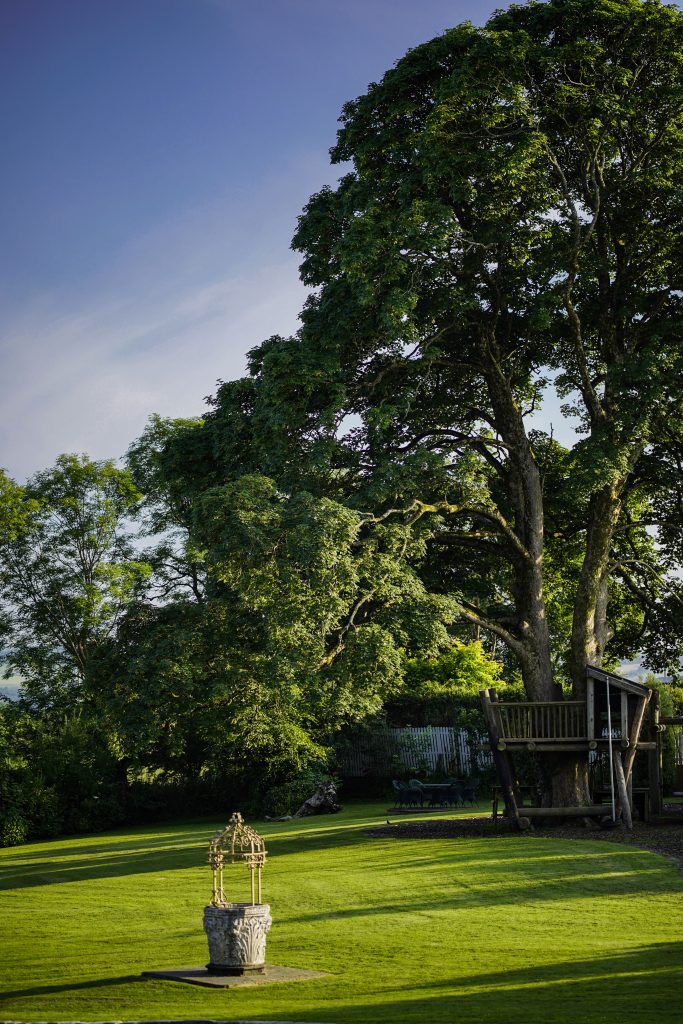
[494,701,587,741]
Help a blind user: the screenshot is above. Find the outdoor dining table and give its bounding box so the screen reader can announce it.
[419,782,462,806]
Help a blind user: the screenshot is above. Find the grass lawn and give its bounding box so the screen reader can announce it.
[0,800,681,1022]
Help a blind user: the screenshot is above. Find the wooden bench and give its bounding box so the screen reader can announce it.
[593,786,650,822]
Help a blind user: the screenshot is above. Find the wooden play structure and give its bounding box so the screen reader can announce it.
[480,665,664,829]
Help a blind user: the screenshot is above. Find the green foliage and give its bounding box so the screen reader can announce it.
[126,414,208,604]
[288,0,683,692]
[0,700,126,843]
[0,455,149,710]
[387,642,519,731]
[655,678,683,794]
[0,810,28,847]
[92,434,460,800]
[403,642,505,698]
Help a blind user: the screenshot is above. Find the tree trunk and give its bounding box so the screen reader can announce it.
[513,540,558,702]
[570,482,623,694]
[553,480,629,811]
[483,346,557,702]
[549,753,592,808]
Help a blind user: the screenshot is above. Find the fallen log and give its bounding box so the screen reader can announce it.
[294,780,342,817]
[520,805,609,817]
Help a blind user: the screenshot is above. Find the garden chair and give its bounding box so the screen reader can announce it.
[392,780,412,808]
[408,779,425,807]
[462,780,478,806]
[445,780,465,807]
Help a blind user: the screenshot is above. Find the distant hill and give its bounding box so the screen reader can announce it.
[0,677,22,701]
[0,656,23,702]
[619,656,681,683]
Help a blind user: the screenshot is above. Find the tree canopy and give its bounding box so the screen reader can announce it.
[284,0,683,696]
[0,455,148,711]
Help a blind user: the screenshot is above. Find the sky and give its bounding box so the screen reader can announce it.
[1,0,522,482]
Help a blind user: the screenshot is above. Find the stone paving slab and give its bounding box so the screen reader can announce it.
[142,963,329,989]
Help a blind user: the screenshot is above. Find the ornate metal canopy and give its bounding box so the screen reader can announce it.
[208,812,267,907]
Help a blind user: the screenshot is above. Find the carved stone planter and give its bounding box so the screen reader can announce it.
[203,901,272,974]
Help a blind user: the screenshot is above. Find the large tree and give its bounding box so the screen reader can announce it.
[287,0,683,706]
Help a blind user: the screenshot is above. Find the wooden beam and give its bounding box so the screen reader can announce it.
[521,806,608,818]
[592,739,654,749]
[620,692,629,748]
[480,689,521,825]
[614,753,632,830]
[623,691,652,788]
[499,742,595,752]
[586,677,594,741]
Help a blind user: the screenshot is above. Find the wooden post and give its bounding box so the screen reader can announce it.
[614,753,632,830]
[620,692,629,747]
[649,690,663,817]
[586,677,595,742]
[623,691,651,788]
[480,689,521,826]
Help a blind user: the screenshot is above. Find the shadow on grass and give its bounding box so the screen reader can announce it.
[2,821,680,905]
[3,830,213,863]
[327,941,683,1023]
[0,817,384,891]
[0,841,206,890]
[0,973,143,1003]
[1,941,681,1019]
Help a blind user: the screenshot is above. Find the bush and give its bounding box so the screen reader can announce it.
[657,681,683,795]
[24,784,62,838]
[0,810,28,847]
[0,702,130,842]
[387,641,520,731]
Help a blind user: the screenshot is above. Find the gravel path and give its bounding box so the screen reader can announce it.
[369,805,683,870]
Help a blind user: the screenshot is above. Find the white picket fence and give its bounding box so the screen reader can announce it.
[337,725,491,778]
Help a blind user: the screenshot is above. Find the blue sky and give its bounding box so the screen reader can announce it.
[1,0,521,480]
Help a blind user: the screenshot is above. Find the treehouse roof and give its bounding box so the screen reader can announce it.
[585,665,651,697]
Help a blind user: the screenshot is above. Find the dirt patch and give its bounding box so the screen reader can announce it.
[369,805,683,870]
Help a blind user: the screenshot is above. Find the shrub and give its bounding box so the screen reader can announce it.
[0,810,28,847]
[387,641,520,731]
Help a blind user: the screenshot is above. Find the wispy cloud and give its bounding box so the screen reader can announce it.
[0,153,331,481]
[0,260,308,480]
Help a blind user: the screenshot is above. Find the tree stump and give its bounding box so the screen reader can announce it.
[293,781,342,817]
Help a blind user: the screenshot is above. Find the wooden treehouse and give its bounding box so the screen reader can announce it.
[480,666,661,829]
